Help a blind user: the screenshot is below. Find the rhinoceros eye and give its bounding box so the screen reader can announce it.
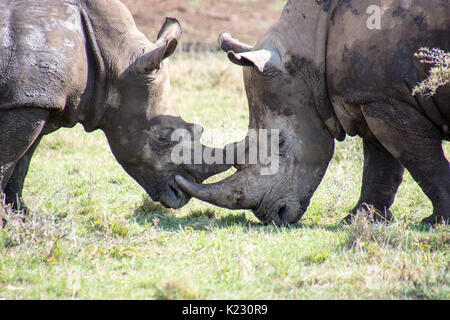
[157,127,174,143]
[144,67,161,81]
[261,65,282,78]
[148,66,160,74]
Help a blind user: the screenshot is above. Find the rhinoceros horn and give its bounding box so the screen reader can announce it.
[175,165,262,210]
[175,131,265,209]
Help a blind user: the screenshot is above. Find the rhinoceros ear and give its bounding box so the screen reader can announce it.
[135,17,182,73]
[155,17,182,59]
[218,32,253,53]
[227,49,279,73]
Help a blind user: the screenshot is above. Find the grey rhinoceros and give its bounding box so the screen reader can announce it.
[176,0,450,225]
[0,0,228,215]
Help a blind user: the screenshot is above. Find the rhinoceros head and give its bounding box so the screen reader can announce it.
[100,18,229,209]
[175,32,337,224]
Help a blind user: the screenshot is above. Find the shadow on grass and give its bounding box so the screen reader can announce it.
[130,196,345,233]
[131,197,257,232]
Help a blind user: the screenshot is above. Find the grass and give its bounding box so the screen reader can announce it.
[0,53,449,299]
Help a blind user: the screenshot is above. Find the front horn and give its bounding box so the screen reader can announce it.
[175,165,263,210]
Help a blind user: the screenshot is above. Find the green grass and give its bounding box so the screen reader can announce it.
[188,0,204,7]
[0,53,449,299]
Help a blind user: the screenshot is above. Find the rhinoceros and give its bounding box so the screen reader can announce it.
[0,0,228,214]
[176,0,450,225]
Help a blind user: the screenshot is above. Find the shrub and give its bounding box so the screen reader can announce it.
[412,47,450,96]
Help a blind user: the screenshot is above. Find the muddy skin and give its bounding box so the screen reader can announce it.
[177,0,450,225]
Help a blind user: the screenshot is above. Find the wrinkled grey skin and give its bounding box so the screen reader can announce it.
[176,0,450,225]
[0,0,229,214]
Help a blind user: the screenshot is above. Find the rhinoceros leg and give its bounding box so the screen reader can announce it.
[4,135,43,214]
[0,108,48,201]
[344,140,405,223]
[361,101,450,224]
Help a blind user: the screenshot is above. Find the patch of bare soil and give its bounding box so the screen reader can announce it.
[121,0,285,50]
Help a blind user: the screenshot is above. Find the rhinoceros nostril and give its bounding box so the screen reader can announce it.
[277,204,288,221]
[168,182,184,203]
[168,184,178,197]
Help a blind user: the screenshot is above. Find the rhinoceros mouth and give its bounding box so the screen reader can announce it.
[159,178,192,209]
[253,198,308,226]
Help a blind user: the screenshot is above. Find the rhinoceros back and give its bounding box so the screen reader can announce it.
[325,0,449,124]
[0,0,88,112]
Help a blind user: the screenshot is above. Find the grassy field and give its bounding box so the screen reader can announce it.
[0,53,449,299]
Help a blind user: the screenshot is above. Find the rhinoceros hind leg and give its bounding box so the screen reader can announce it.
[361,100,450,225]
[343,140,404,224]
[0,108,48,215]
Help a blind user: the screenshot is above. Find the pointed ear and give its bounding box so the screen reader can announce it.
[155,17,182,59]
[218,32,253,53]
[227,49,279,73]
[135,17,182,73]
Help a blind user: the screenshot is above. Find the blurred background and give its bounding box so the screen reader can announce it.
[121,0,286,50]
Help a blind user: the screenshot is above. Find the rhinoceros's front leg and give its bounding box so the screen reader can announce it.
[0,109,48,209]
[344,140,405,223]
[4,135,43,214]
[361,101,450,224]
